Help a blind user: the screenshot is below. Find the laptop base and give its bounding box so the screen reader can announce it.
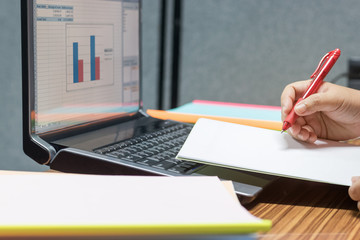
[50,147,276,204]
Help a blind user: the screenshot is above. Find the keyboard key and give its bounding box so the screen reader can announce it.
[146,148,161,155]
[124,147,138,154]
[136,158,160,166]
[137,151,152,158]
[150,155,166,161]
[120,154,142,162]
[167,166,189,174]
[105,152,120,158]
[177,162,202,172]
[153,160,177,170]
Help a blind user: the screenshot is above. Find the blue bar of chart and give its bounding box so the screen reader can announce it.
[90,35,96,81]
[73,42,79,83]
[90,35,101,81]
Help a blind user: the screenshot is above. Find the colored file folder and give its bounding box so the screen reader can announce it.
[172,100,281,122]
[147,100,282,130]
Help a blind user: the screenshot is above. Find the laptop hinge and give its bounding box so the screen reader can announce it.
[30,134,57,165]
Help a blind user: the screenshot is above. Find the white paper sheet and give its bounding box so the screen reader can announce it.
[0,174,262,226]
[177,118,360,186]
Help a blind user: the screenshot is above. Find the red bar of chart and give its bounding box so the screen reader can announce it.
[78,59,84,82]
[95,56,100,80]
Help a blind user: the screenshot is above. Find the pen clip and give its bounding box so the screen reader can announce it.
[310,52,330,79]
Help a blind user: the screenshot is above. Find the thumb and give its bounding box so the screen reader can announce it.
[294,93,338,116]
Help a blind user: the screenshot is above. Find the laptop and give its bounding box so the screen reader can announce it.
[21,0,275,203]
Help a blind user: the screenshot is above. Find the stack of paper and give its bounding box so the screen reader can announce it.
[0,173,271,238]
[170,100,281,122]
[147,100,282,130]
[177,118,360,186]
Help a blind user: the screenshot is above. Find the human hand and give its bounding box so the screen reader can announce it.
[349,176,360,211]
[281,80,360,143]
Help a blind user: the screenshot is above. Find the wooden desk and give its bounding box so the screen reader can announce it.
[246,177,360,239]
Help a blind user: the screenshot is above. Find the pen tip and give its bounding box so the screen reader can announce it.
[281,121,290,133]
[281,130,284,134]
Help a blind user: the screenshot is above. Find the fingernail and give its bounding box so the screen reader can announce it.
[297,132,305,141]
[295,103,306,114]
[288,128,293,135]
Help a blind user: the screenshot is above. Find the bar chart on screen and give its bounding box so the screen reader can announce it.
[66,24,114,91]
[33,1,132,133]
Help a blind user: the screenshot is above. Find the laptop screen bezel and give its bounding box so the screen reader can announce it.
[22,0,144,164]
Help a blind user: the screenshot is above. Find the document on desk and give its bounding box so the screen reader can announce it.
[0,174,271,237]
[176,118,360,186]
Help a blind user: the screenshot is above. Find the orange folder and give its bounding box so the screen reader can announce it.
[147,109,282,131]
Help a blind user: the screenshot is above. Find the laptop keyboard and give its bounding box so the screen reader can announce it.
[93,123,203,175]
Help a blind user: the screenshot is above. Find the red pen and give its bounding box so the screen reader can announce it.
[281,48,341,133]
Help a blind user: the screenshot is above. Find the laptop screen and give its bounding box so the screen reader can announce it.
[32,0,140,135]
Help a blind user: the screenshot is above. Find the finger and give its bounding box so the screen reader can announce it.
[281,80,313,102]
[295,116,307,126]
[307,132,318,143]
[281,80,312,118]
[297,127,314,142]
[282,115,306,137]
[281,86,296,120]
[290,125,317,143]
[288,123,301,136]
[301,125,317,143]
[349,179,360,201]
[287,117,306,136]
[352,176,360,184]
[288,127,309,142]
[294,92,340,116]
